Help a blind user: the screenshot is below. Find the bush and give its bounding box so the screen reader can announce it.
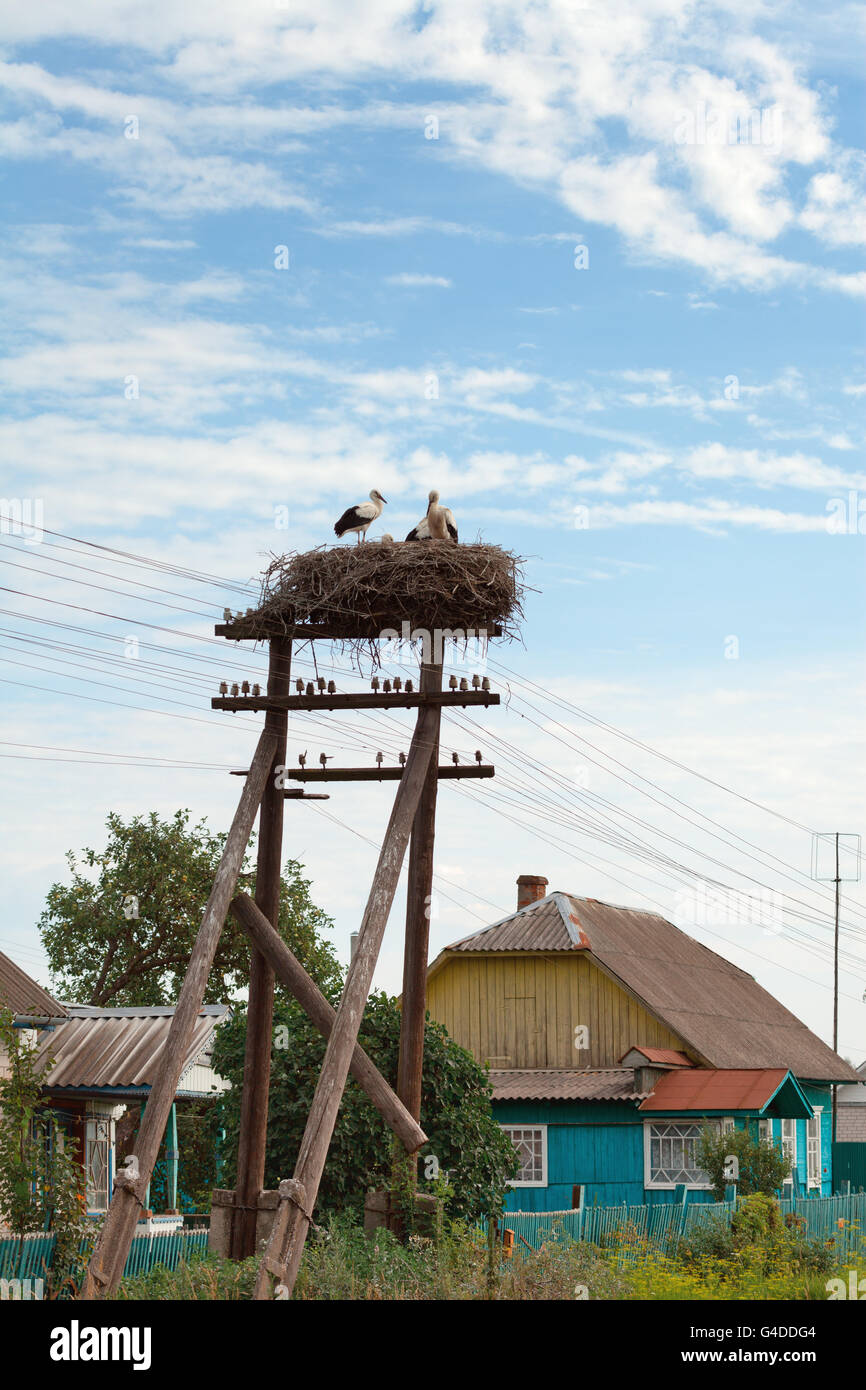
[697,1124,791,1201]
[678,1194,836,1280]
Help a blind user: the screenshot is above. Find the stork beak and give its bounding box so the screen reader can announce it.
[380,495,387,504]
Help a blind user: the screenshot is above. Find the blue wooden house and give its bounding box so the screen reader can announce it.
[425,877,859,1210]
[0,949,227,1221]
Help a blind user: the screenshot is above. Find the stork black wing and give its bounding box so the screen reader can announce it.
[447,520,458,542]
[334,506,362,537]
[404,524,420,542]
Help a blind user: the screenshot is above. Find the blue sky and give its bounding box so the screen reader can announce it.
[1,2,864,1061]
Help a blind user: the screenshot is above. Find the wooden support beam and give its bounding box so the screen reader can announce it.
[212,691,499,713]
[215,620,504,642]
[397,661,442,1135]
[253,705,438,1299]
[231,637,292,1261]
[80,727,278,1300]
[285,764,494,783]
[229,892,426,1154]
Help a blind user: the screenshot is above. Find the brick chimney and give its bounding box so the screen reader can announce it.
[516,874,549,910]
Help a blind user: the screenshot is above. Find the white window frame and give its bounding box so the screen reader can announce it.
[780,1118,796,1185]
[758,1117,772,1143]
[806,1108,822,1190]
[500,1124,548,1188]
[85,1113,112,1213]
[643,1119,728,1190]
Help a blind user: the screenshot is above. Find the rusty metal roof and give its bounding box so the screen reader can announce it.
[489,1068,649,1102]
[638,1068,810,1116]
[36,1005,228,1090]
[0,949,67,1018]
[440,893,858,1083]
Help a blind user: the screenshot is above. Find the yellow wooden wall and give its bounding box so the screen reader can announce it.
[425,952,685,1068]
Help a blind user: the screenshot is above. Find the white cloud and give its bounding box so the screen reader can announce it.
[575,499,829,532]
[0,7,862,290]
[384,273,452,287]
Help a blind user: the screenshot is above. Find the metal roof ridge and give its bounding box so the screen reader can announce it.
[554,893,592,948]
[444,891,552,948]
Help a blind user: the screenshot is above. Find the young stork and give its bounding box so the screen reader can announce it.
[333,489,387,543]
[404,490,458,543]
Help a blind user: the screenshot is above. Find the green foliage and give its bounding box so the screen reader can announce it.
[679,1194,836,1279]
[0,1008,94,1297]
[211,990,517,1224]
[697,1122,792,1201]
[38,809,340,1005]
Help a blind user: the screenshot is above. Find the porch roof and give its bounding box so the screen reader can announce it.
[638,1067,812,1118]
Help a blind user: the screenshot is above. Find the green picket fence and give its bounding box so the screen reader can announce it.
[483,1190,866,1265]
[0,1227,210,1282]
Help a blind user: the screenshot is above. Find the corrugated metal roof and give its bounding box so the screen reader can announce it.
[0,949,67,1017]
[36,1005,228,1089]
[490,1068,648,1102]
[440,893,858,1083]
[449,895,578,953]
[639,1068,798,1113]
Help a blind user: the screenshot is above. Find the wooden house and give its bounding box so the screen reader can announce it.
[425,877,859,1210]
[0,949,228,1222]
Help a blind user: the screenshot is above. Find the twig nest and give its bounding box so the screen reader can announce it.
[258,542,524,643]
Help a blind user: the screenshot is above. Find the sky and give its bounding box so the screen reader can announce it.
[0,1,864,1063]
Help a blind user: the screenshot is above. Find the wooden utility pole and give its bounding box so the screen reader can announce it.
[80,728,277,1299]
[231,637,292,1259]
[397,660,443,1133]
[253,707,438,1299]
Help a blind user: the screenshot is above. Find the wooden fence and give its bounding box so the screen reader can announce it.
[0,1227,209,1284]
[485,1190,866,1264]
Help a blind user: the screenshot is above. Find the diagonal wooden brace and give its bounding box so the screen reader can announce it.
[253,705,438,1300]
[79,727,279,1300]
[229,892,426,1153]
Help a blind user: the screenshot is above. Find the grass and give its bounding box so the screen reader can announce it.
[113,1209,863,1301]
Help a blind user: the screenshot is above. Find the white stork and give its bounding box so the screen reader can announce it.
[333,489,387,543]
[405,490,458,543]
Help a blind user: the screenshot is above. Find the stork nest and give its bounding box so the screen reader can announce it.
[256,542,524,655]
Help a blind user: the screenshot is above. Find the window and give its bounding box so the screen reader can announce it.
[645,1122,717,1188]
[501,1125,547,1187]
[780,1118,796,1185]
[85,1115,111,1212]
[806,1110,822,1190]
[758,1118,772,1143]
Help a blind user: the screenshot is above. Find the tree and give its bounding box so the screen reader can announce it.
[0,1008,93,1296]
[212,990,518,1224]
[38,810,341,1006]
[697,1122,792,1201]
